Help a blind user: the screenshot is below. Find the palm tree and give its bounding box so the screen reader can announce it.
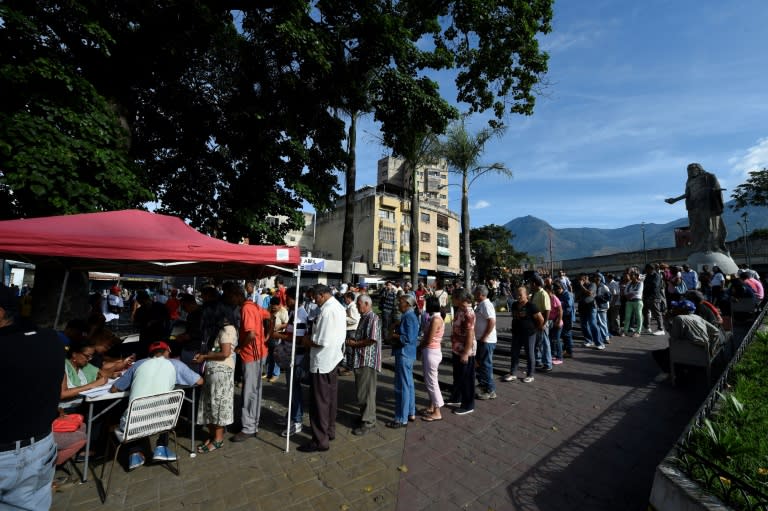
[437,120,511,290]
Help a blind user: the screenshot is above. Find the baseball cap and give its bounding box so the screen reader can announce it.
[148,341,171,353]
[670,300,696,312]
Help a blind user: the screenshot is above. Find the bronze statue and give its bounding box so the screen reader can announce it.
[665,163,727,253]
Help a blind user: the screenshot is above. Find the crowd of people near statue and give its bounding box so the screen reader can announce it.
[1,260,765,509]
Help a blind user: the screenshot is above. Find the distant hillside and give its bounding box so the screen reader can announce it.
[504,202,768,260]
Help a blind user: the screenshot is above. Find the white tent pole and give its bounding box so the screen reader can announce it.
[54,270,70,330]
[284,265,302,453]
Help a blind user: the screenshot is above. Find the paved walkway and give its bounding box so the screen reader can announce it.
[53,313,707,511]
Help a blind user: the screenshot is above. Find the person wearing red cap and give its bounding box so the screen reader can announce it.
[107,285,124,314]
[110,341,202,470]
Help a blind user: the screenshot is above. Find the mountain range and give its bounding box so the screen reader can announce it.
[504,202,768,260]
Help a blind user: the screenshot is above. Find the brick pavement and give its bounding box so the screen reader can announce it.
[52,312,707,511]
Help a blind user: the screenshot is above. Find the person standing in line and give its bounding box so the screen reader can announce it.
[503,286,543,383]
[606,273,621,336]
[473,285,498,400]
[642,264,666,336]
[346,294,382,435]
[265,296,287,382]
[546,283,564,365]
[339,291,360,376]
[298,285,346,452]
[530,277,553,371]
[577,273,604,350]
[0,286,64,510]
[622,270,644,338]
[387,295,419,428]
[379,281,397,340]
[419,296,445,422]
[446,288,477,415]
[271,288,308,437]
[231,287,270,443]
[553,282,575,358]
[593,274,612,344]
[681,264,699,292]
[193,303,238,453]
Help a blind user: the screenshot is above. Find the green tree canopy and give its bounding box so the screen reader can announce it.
[1,1,552,246]
[731,168,768,211]
[468,224,526,284]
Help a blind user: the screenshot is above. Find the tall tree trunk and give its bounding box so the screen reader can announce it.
[409,162,420,287]
[341,112,357,285]
[462,171,472,290]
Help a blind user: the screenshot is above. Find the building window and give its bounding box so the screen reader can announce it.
[437,255,449,266]
[400,252,410,267]
[400,230,409,246]
[420,252,431,262]
[379,208,395,222]
[421,212,431,223]
[437,233,449,248]
[437,214,449,230]
[379,227,395,244]
[420,232,431,242]
[401,214,411,227]
[379,248,395,265]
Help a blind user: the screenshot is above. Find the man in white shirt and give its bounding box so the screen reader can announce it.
[298,284,346,453]
[474,285,498,400]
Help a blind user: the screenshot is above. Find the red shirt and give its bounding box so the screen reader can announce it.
[239,300,270,363]
[415,288,427,311]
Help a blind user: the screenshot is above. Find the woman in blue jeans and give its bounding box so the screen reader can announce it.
[387,294,419,428]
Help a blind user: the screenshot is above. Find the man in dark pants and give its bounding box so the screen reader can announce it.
[0,286,64,510]
[298,285,346,453]
[643,263,666,336]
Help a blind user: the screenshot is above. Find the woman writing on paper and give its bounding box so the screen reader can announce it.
[60,340,110,411]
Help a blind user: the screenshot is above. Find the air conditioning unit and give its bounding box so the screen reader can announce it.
[372,263,381,270]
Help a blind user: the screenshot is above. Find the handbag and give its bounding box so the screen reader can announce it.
[52,413,84,433]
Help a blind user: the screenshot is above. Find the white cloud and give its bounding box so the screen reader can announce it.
[472,200,490,210]
[728,137,768,177]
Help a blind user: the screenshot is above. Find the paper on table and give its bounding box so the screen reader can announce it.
[79,379,118,398]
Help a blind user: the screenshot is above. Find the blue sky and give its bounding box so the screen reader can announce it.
[340,0,768,230]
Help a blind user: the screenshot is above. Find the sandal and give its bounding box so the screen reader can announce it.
[196,439,224,453]
[419,408,436,416]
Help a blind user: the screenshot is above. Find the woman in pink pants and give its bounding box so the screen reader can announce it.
[419,296,445,422]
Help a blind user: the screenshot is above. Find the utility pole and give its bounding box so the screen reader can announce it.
[641,222,647,266]
[742,212,751,267]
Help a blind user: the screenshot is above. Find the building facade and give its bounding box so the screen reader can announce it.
[313,156,461,281]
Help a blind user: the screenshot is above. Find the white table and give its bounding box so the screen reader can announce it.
[79,384,199,482]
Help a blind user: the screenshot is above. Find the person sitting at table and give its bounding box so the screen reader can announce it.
[88,326,134,376]
[60,340,110,412]
[110,341,203,470]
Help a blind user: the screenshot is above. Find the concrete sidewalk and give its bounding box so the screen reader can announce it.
[53,312,707,511]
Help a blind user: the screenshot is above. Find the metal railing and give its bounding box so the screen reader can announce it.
[672,303,768,510]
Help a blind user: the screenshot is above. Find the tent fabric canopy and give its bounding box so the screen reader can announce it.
[0,209,299,277]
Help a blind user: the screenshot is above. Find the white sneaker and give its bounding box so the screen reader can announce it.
[596,345,606,350]
[281,422,302,437]
[583,342,595,348]
[502,373,517,382]
[653,330,666,336]
[522,376,534,383]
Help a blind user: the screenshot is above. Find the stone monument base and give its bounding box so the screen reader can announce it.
[687,251,739,275]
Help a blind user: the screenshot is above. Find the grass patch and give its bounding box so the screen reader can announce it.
[683,330,768,508]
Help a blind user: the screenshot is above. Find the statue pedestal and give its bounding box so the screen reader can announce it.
[687,251,739,275]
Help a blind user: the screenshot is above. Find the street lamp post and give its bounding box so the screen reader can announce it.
[641,222,647,266]
[742,212,751,268]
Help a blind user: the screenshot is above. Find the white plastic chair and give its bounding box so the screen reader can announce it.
[98,390,185,502]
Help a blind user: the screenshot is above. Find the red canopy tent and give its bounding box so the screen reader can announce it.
[0,209,305,452]
[0,209,300,276]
